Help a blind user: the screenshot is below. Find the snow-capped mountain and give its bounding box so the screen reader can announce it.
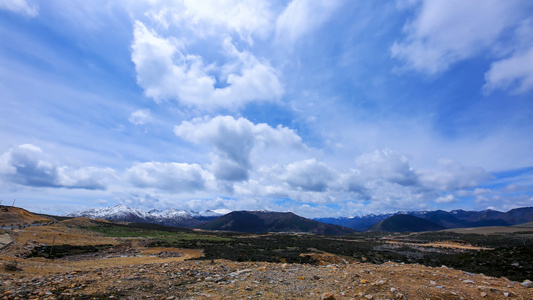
[67,205,231,228]
[191,209,232,218]
[68,204,149,222]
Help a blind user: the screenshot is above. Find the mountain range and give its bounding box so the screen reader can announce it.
[197,211,355,235]
[67,205,533,233]
[316,207,533,231]
[67,205,230,227]
[368,214,445,232]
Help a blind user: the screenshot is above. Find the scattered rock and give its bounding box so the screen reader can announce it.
[322,293,335,300]
[522,280,533,288]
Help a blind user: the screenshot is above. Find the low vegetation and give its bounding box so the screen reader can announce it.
[27,244,114,259]
[25,221,530,282]
[85,221,231,242]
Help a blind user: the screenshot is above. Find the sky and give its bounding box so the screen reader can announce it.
[0,0,532,217]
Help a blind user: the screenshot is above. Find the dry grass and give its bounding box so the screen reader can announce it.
[444,224,533,234]
[0,206,52,226]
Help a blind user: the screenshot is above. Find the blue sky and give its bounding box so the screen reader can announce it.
[0,0,532,217]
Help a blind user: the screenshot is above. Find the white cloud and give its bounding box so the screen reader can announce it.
[279,159,337,192]
[483,45,533,94]
[435,194,458,204]
[128,109,151,125]
[174,116,303,181]
[126,161,214,192]
[0,144,114,190]
[236,148,496,211]
[276,0,343,44]
[131,21,283,110]
[417,158,493,191]
[0,0,38,17]
[392,0,526,75]
[57,166,116,190]
[355,149,417,186]
[176,0,274,44]
[455,188,492,197]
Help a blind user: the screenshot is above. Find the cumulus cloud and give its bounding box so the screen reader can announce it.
[218,146,497,211]
[355,149,418,186]
[0,144,114,190]
[131,21,283,110]
[174,116,303,181]
[126,161,213,192]
[279,159,337,192]
[171,0,274,44]
[392,0,529,76]
[0,0,38,17]
[276,0,343,44]
[128,109,151,125]
[417,158,493,191]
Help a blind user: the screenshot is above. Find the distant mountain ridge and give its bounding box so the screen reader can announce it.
[368,214,445,232]
[196,211,356,235]
[68,205,533,233]
[67,205,230,227]
[316,207,533,231]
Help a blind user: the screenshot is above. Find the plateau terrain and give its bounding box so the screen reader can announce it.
[1,205,533,299]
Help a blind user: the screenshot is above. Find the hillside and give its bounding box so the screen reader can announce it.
[368,214,445,232]
[0,205,53,227]
[196,211,356,235]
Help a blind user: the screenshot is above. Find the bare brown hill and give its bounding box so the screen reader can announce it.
[0,206,53,226]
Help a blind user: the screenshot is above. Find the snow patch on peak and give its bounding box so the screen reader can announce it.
[199,209,231,217]
[67,205,231,225]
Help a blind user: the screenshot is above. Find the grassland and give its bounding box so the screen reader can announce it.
[86,222,231,242]
[64,220,533,281]
[10,218,532,282]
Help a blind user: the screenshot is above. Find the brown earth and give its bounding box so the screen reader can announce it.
[1,224,533,299]
[0,206,53,227]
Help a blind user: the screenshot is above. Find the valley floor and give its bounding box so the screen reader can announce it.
[1,223,533,299]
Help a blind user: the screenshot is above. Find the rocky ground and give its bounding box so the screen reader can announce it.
[2,224,533,299]
[2,257,533,299]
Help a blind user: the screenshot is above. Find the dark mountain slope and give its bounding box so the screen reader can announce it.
[368,214,445,232]
[318,207,533,230]
[196,211,356,236]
